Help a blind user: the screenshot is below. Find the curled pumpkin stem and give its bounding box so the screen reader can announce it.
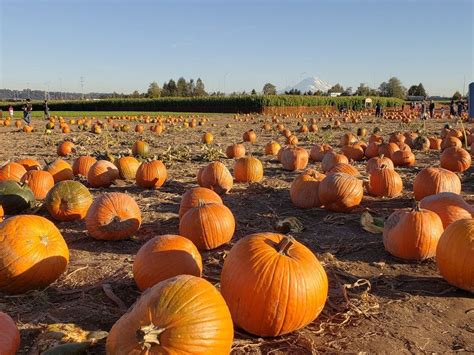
[277,235,295,255]
[136,324,166,350]
[412,201,421,212]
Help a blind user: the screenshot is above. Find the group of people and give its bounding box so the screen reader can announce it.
[0,100,50,125]
[410,99,468,120]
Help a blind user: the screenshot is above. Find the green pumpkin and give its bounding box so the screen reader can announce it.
[0,181,36,214]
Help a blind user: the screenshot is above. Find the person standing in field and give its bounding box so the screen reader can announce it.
[22,99,33,125]
[429,100,435,119]
[449,99,456,117]
[457,100,464,117]
[420,101,427,120]
[44,100,50,119]
[375,102,381,117]
[8,105,14,119]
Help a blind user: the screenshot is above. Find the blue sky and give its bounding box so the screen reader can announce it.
[1,0,473,96]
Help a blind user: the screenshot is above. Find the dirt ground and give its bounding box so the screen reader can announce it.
[0,112,473,354]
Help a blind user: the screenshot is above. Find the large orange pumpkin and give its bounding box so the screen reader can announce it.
[87,160,119,188]
[310,143,332,162]
[46,159,74,183]
[197,161,233,194]
[366,155,394,174]
[106,275,234,354]
[16,158,41,171]
[436,218,473,292]
[383,204,443,260]
[0,312,20,355]
[413,167,461,200]
[21,170,55,200]
[136,160,168,189]
[220,233,328,337]
[280,146,309,171]
[86,192,142,240]
[133,234,203,291]
[0,162,27,182]
[72,156,97,177]
[0,215,69,294]
[328,162,359,176]
[45,180,93,221]
[420,192,474,228]
[234,156,264,183]
[342,143,365,161]
[440,146,471,172]
[57,141,75,157]
[392,146,416,167]
[321,151,348,172]
[318,173,363,212]
[290,169,326,208]
[225,143,246,159]
[378,142,400,159]
[179,187,223,219]
[367,166,403,198]
[115,156,140,180]
[179,202,235,250]
[364,142,380,159]
[264,141,281,156]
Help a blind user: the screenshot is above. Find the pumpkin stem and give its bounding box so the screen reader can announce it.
[136,324,166,350]
[277,235,295,256]
[413,201,421,212]
[197,199,207,207]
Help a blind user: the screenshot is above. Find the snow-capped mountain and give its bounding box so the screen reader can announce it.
[280,77,332,94]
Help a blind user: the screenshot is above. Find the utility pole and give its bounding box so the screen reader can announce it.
[80,76,85,100]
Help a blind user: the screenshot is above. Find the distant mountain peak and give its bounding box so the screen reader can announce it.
[280,76,332,94]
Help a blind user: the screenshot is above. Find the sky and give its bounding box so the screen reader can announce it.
[0,0,473,96]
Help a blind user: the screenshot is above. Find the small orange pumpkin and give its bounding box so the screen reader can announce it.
[72,156,97,177]
[225,143,245,159]
[21,170,54,200]
[197,161,233,194]
[133,234,203,291]
[115,156,140,180]
[86,192,142,240]
[0,162,27,182]
[179,187,223,219]
[413,167,461,201]
[87,160,119,188]
[136,160,167,189]
[234,156,264,183]
[45,180,93,221]
[290,169,326,208]
[46,159,74,183]
[318,173,363,212]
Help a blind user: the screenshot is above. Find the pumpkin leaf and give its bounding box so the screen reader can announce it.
[360,211,384,234]
[275,216,304,234]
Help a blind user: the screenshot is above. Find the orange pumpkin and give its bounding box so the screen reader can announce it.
[378,142,400,159]
[197,161,233,194]
[220,233,328,336]
[179,187,223,219]
[225,143,246,159]
[21,170,54,200]
[0,215,69,294]
[202,132,214,144]
[115,156,140,180]
[321,151,349,173]
[318,173,363,212]
[328,162,359,176]
[383,204,444,260]
[364,142,380,159]
[429,136,442,150]
[234,156,264,183]
[45,180,93,221]
[136,160,168,189]
[0,312,20,354]
[0,162,27,182]
[16,158,41,171]
[420,192,474,228]
[72,156,97,177]
[440,146,471,172]
[86,192,142,240]
[45,159,74,183]
[342,143,365,161]
[290,169,326,208]
[339,132,358,147]
[264,141,281,156]
[436,218,474,292]
[366,155,394,174]
[132,140,150,158]
[179,202,235,250]
[392,146,416,167]
[57,141,75,157]
[310,143,332,162]
[413,167,461,200]
[280,146,309,171]
[367,166,403,197]
[243,129,257,143]
[87,160,119,188]
[106,275,234,354]
[441,136,462,150]
[133,234,203,291]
